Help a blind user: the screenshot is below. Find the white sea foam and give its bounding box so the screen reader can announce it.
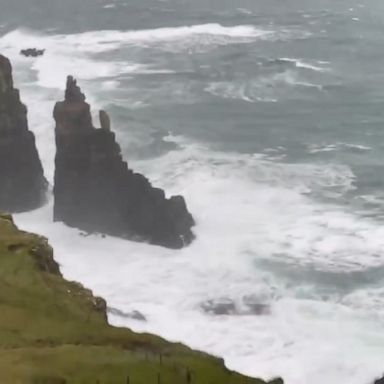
[4,23,384,384]
[0,24,271,53]
[308,143,372,154]
[0,29,148,89]
[0,25,271,88]
[279,58,329,72]
[205,81,278,103]
[206,70,323,103]
[237,8,253,15]
[14,136,384,384]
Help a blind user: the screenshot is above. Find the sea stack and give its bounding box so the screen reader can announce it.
[53,76,195,249]
[0,54,47,212]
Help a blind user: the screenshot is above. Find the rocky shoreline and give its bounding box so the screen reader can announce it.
[0,52,279,383]
[1,51,383,383]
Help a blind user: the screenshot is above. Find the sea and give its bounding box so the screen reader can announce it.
[1,0,384,383]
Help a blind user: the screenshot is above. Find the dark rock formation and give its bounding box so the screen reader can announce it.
[374,377,384,384]
[0,55,47,212]
[20,48,45,58]
[201,297,270,316]
[201,299,237,316]
[53,76,195,249]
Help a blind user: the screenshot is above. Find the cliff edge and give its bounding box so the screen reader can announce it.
[0,213,281,384]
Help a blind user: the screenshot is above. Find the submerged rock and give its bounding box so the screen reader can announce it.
[0,55,47,212]
[201,297,270,316]
[201,298,237,315]
[20,48,45,57]
[243,295,270,315]
[53,76,195,249]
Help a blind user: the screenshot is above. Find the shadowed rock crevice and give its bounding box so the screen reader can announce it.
[53,76,195,249]
[0,55,47,213]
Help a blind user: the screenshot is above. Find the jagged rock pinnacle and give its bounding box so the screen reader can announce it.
[53,77,195,249]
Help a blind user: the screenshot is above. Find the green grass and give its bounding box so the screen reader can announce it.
[0,213,282,384]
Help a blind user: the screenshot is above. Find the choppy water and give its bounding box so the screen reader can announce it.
[2,0,384,383]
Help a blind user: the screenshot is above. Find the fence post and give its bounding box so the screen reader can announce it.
[186,368,192,384]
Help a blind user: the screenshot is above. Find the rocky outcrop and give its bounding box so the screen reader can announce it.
[53,76,195,249]
[0,55,47,212]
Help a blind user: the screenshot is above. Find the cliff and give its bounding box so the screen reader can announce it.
[0,55,47,213]
[53,76,195,249]
[0,213,282,384]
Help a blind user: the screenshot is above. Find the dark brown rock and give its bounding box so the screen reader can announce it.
[0,54,47,212]
[53,76,195,249]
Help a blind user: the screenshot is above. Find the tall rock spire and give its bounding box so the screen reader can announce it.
[0,55,47,212]
[53,76,195,249]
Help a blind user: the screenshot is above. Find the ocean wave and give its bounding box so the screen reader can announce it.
[205,81,277,103]
[205,70,323,103]
[0,23,313,61]
[128,136,384,273]
[0,24,272,52]
[308,143,372,154]
[0,29,149,89]
[256,70,323,91]
[7,25,384,384]
[14,132,384,384]
[275,58,330,72]
[0,25,272,88]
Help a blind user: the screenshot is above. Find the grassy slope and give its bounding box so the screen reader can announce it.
[0,213,282,384]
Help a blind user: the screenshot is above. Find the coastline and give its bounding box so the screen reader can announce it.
[0,212,281,384]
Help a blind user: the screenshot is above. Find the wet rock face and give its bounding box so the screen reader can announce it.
[0,55,47,212]
[53,76,195,249]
